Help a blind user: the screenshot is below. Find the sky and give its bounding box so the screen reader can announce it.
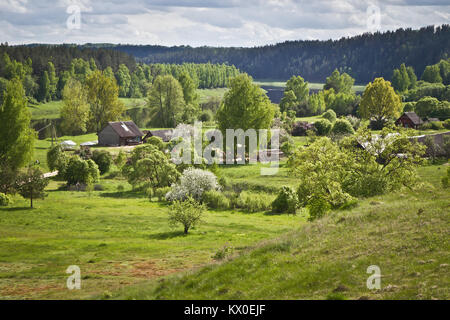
[0,0,449,47]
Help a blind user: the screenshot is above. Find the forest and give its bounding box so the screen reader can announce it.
[92,25,450,83]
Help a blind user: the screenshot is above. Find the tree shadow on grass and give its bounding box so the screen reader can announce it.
[147,231,186,240]
[0,207,33,212]
[100,190,148,199]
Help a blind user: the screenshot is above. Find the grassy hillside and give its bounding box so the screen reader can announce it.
[107,165,450,300]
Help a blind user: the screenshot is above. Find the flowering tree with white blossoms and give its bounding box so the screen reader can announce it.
[166,168,220,201]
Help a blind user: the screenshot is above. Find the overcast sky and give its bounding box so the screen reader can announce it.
[0,0,448,47]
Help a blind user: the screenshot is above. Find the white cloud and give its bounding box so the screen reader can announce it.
[0,0,448,46]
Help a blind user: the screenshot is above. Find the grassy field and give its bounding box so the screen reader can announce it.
[0,176,304,299]
[106,164,450,300]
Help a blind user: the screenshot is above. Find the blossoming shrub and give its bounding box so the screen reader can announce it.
[166,168,220,201]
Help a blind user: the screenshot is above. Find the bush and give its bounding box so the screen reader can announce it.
[331,118,355,135]
[442,167,450,188]
[212,244,234,260]
[154,187,171,201]
[0,193,11,206]
[322,109,337,123]
[146,136,165,151]
[307,196,331,221]
[64,156,100,186]
[92,150,112,175]
[291,121,314,136]
[280,140,295,157]
[236,191,275,213]
[345,115,361,130]
[166,168,220,201]
[271,186,298,214]
[199,109,214,122]
[314,119,332,136]
[47,145,69,175]
[202,190,230,210]
[430,121,444,130]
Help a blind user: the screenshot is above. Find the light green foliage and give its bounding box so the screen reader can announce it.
[307,91,326,115]
[314,119,332,136]
[331,118,355,136]
[122,144,179,190]
[236,191,275,213]
[70,58,93,82]
[154,187,171,201]
[358,78,402,128]
[85,70,125,133]
[415,96,450,120]
[63,156,100,186]
[147,75,185,128]
[46,145,69,175]
[0,192,11,206]
[92,150,112,175]
[168,197,206,234]
[325,90,358,116]
[280,75,309,114]
[324,69,355,94]
[443,119,450,129]
[307,195,331,221]
[271,186,298,214]
[421,64,443,83]
[0,79,35,193]
[321,109,336,123]
[115,64,131,97]
[392,63,412,92]
[442,167,450,188]
[202,190,230,210]
[146,136,166,151]
[217,74,274,133]
[17,166,49,208]
[114,151,127,170]
[60,78,89,135]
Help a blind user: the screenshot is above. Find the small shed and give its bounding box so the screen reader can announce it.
[395,112,423,129]
[143,129,173,143]
[98,121,144,146]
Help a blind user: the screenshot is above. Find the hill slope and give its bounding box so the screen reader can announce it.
[108,165,450,300]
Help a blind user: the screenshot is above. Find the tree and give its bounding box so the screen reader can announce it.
[63,156,100,186]
[47,62,58,100]
[415,97,450,120]
[122,144,179,190]
[178,71,200,123]
[422,65,443,83]
[166,168,220,201]
[280,76,309,115]
[115,64,131,97]
[322,109,336,123]
[37,71,50,102]
[17,166,49,208]
[147,75,185,128]
[358,78,402,129]
[314,119,332,136]
[85,70,125,133]
[324,69,355,94]
[92,150,112,175]
[271,186,298,214]
[331,118,355,136]
[0,79,35,194]
[168,197,205,234]
[60,78,89,135]
[47,145,69,177]
[217,74,274,133]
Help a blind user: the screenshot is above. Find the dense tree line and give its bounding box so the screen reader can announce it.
[103,25,449,84]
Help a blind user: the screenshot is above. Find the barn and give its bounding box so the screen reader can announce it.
[395,112,423,129]
[98,121,144,146]
[143,129,173,142]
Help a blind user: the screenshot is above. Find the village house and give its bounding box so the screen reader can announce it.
[98,121,144,146]
[395,111,423,129]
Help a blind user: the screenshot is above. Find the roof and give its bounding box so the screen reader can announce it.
[147,129,173,142]
[106,121,144,138]
[60,140,76,146]
[427,118,440,122]
[401,112,423,125]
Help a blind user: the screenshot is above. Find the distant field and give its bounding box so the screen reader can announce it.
[198,88,228,103]
[255,80,366,92]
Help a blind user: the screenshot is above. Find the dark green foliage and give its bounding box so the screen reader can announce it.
[314,119,332,136]
[92,150,112,175]
[63,156,100,186]
[331,119,355,136]
[442,167,450,188]
[415,96,450,120]
[202,190,230,210]
[322,109,336,122]
[271,186,298,214]
[307,196,331,221]
[199,109,214,122]
[0,192,11,206]
[17,166,49,208]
